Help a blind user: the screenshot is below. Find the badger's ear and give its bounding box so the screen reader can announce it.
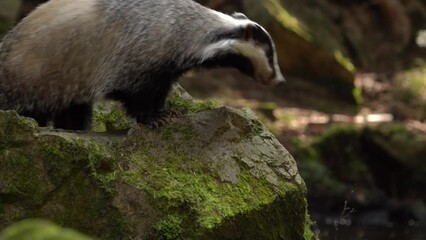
[231,12,248,20]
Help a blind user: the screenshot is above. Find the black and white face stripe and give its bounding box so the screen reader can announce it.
[199,12,285,86]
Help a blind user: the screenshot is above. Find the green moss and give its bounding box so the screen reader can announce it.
[209,186,308,240]
[279,112,297,126]
[303,216,316,240]
[371,124,414,140]
[169,98,219,114]
[0,219,93,240]
[92,102,132,133]
[166,84,220,114]
[89,88,219,133]
[38,137,130,238]
[119,140,290,235]
[334,50,356,73]
[0,111,39,146]
[155,215,184,240]
[352,87,363,105]
[0,151,52,206]
[41,137,117,191]
[265,0,311,41]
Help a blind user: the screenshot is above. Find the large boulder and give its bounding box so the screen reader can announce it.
[361,125,426,200]
[0,90,313,239]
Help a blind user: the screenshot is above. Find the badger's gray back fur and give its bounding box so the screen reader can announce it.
[0,0,284,129]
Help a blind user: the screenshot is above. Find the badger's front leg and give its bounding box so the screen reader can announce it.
[109,79,178,128]
[138,79,179,128]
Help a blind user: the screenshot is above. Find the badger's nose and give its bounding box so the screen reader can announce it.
[270,72,286,86]
[276,72,286,83]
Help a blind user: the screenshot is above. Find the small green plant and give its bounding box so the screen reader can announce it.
[155,215,183,240]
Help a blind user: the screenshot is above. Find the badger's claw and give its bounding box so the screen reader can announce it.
[139,110,182,129]
[166,110,183,117]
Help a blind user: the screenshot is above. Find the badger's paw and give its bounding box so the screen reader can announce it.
[138,110,182,129]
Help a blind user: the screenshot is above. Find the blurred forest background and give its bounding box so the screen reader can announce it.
[1,0,426,239]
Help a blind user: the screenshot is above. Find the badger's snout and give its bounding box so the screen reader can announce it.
[248,64,285,86]
[260,71,285,86]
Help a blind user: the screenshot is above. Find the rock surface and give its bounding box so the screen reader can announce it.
[0,91,313,239]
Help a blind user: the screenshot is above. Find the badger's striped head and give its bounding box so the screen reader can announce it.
[199,12,285,86]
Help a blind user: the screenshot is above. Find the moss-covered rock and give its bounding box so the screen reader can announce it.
[360,125,426,199]
[294,124,426,212]
[0,219,93,240]
[0,90,312,239]
[92,102,132,133]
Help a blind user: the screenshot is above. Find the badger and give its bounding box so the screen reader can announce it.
[0,0,285,130]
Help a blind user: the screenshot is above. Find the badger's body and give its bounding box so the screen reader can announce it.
[0,0,284,130]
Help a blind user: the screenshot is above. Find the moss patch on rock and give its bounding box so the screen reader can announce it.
[166,84,220,114]
[91,85,220,133]
[92,102,132,133]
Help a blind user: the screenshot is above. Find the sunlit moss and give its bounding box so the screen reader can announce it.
[154,215,184,240]
[352,87,363,105]
[334,50,356,73]
[265,0,312,41]
[92,102,132,133]
[0,219,93,240]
